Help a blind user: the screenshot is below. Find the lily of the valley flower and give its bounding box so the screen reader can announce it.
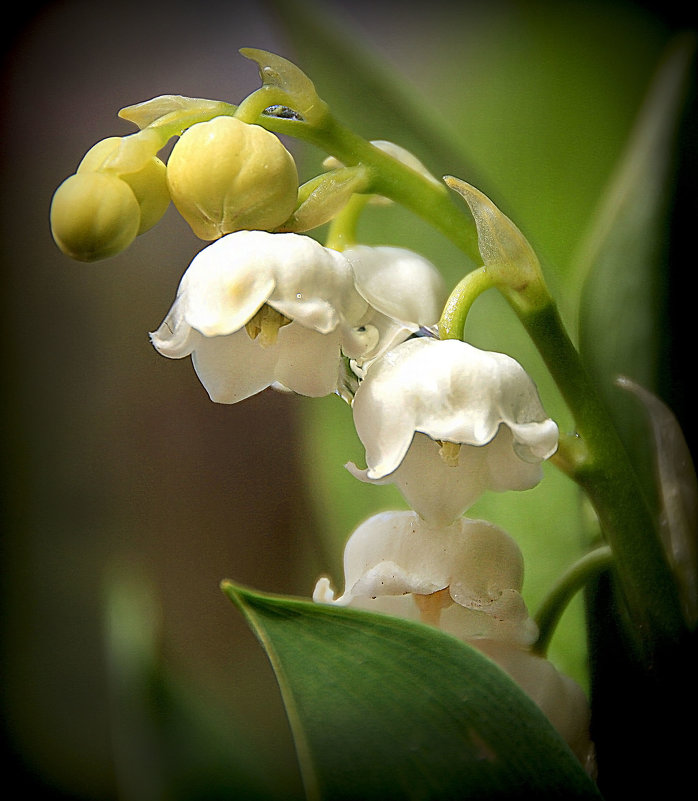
[313,510,538,646]
[473,639,596,774]
[348,337,559,525]
[313,509,594,772]
[150,230,368,402]
[341,245,447,374]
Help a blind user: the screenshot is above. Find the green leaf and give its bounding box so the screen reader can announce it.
[222,580,602,801]
[575,34,696,494]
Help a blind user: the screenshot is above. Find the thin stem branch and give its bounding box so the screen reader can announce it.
[438,268,496,340]
[324,194,371,251]
[522,303,685,657]
[533,545,614,657]
[256,114,480,263]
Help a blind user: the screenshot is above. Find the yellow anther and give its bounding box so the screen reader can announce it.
[438,440,461,467]
[244,305,291,346]
[413,588,454,627]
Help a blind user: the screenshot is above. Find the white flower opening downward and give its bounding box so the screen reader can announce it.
[313,509,595,773]
[150,230,368,403]
[342,245,446,374]
[314,510,538,646]
[150,233,449,404]
[347,336,559,525]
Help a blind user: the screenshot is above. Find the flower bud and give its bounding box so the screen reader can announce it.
[78,137,170,234]
[165,116,298,239]
[50,172,140,262]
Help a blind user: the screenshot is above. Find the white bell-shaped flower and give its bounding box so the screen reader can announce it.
[150,230,368,402]
[473,639,596,774]
[313,509,594,772]
[340,245,446,373]
[314,510,538,646]
[348,337,559,525]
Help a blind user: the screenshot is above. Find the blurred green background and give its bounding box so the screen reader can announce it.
[1,1,694,798]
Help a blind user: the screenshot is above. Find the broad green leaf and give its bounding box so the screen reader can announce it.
[575,34,696,494]
[222,580,602,801]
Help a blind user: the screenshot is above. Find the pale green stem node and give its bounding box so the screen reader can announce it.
[444,176,552,314]
[239,47,330,126]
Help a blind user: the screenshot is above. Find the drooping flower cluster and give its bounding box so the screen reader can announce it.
[149,230,446,403]
[49,50,594,775]
[144,207,591,769]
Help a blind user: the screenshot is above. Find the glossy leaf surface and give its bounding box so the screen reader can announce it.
[223,581,601,801]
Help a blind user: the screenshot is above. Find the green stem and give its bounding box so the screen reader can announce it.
[533,545,614,657]
[234,87,296,124]
[324,194,371,251]
[438,269,497,339]
[522,303,685,657]
[256,114,480,263]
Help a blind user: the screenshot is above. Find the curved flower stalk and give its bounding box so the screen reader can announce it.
[313,509,594,771]
[150,230,368,402]
[348,336,559,525]
[313,510,537,646]
[323,139,442,190]
[341,245,447,375]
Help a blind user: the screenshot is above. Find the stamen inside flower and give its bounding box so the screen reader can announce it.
[437,440,461,467]
[413,587,453,626]
[244,304,292,346]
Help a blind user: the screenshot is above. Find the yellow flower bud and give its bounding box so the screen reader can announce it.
[165,116,298,240]
[78,137,170,234]
[49,172,140,262]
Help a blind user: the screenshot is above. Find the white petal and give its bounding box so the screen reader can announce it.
[438,591,538,645]
[272,324,343,397]
[191,329,278,403]
[266,237,367,332]
[179,234,276,337]
[482,425,545,491]
[344,245,446,326]
[152,231,367,403]
[347,434,489,526]
[177,230,366,337]
[352,337,558,480]
[318,510,534,644]
[149,296,200,358]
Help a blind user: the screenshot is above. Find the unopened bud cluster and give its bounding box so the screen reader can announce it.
[50,135,170,261]
[50,113,300,262]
